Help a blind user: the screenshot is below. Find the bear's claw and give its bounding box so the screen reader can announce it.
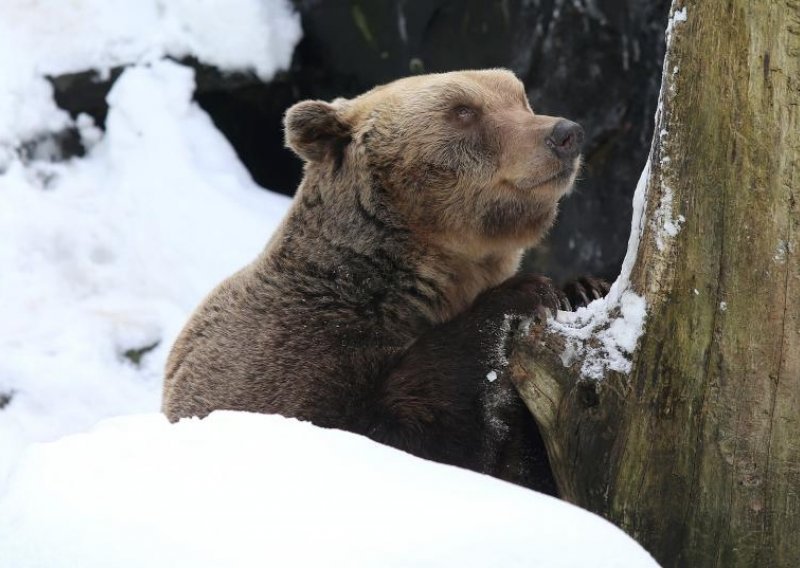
[560,277,611,310]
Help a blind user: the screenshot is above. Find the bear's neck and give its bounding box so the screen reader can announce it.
[262,174,522,326]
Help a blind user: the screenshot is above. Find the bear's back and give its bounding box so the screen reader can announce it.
[161,256,417,427]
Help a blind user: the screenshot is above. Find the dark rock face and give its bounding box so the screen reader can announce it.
[518,0,671,283]
[45,0,670,283]
[197,0,670,283]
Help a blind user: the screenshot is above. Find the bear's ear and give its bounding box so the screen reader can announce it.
[283,100,351,163]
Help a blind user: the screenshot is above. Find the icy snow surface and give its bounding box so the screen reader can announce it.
[0,411,659,568]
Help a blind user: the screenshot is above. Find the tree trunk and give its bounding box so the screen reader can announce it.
[510,1,800,566]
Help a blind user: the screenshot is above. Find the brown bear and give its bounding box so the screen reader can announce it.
[162,69,598,493]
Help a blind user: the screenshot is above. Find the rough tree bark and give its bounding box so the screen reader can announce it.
[510,1,800,566]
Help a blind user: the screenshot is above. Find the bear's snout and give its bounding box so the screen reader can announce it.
[546,120,584,162]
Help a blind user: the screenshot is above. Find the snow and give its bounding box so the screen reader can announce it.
[666,6,688,39]
[0,411,659,568]
[0,0,301,145]
[653,182,684,250]
[615,160,652,301]
[0,59,292,484]
[549,162,650,380]
[548,156,650,382]
[649,3,688,251]
[0,0,298,485]
[547,4,690,379]
[552,291,647,380]
[774,240,790,263]
[486,370,498,382]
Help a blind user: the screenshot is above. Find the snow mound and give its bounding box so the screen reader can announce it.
[0,411,659,568]
[0,60,291,484]
[0,0,301,144]
[0,0,300,78]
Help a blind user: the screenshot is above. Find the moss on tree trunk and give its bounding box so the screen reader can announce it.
[511,1,800,565]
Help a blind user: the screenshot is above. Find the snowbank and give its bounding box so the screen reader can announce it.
[0,411,659,568]
[1,0,299,487]
[0,59,291,484]
[0,0,302,144]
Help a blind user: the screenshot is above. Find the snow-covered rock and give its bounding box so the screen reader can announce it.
[0,58,290,485]
[0,411,659,568]
[0,0,301,145]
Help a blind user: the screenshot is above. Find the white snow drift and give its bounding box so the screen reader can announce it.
[0,59,291,484]
[0,0,298,483]
[0,0,302,145]
[0,411,659,568]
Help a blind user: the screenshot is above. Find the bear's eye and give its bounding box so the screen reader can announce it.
[453,105,478,123]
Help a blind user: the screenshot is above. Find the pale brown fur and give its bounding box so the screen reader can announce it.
[162,70,581,490]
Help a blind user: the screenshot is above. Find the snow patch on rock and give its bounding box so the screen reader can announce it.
[0,0,301,145]
[0,60,291,484]
[0,0,299,486]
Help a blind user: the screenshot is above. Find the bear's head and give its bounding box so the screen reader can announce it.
[284,69,583,255]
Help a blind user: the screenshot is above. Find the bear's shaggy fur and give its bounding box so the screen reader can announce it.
[162,69,587,492]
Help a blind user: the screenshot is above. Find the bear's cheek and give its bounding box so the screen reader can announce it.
[499,135,559,178]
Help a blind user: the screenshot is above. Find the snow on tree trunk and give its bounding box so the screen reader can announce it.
[509,1,800,566]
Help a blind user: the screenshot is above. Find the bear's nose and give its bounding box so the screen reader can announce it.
[547,120,584,161]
